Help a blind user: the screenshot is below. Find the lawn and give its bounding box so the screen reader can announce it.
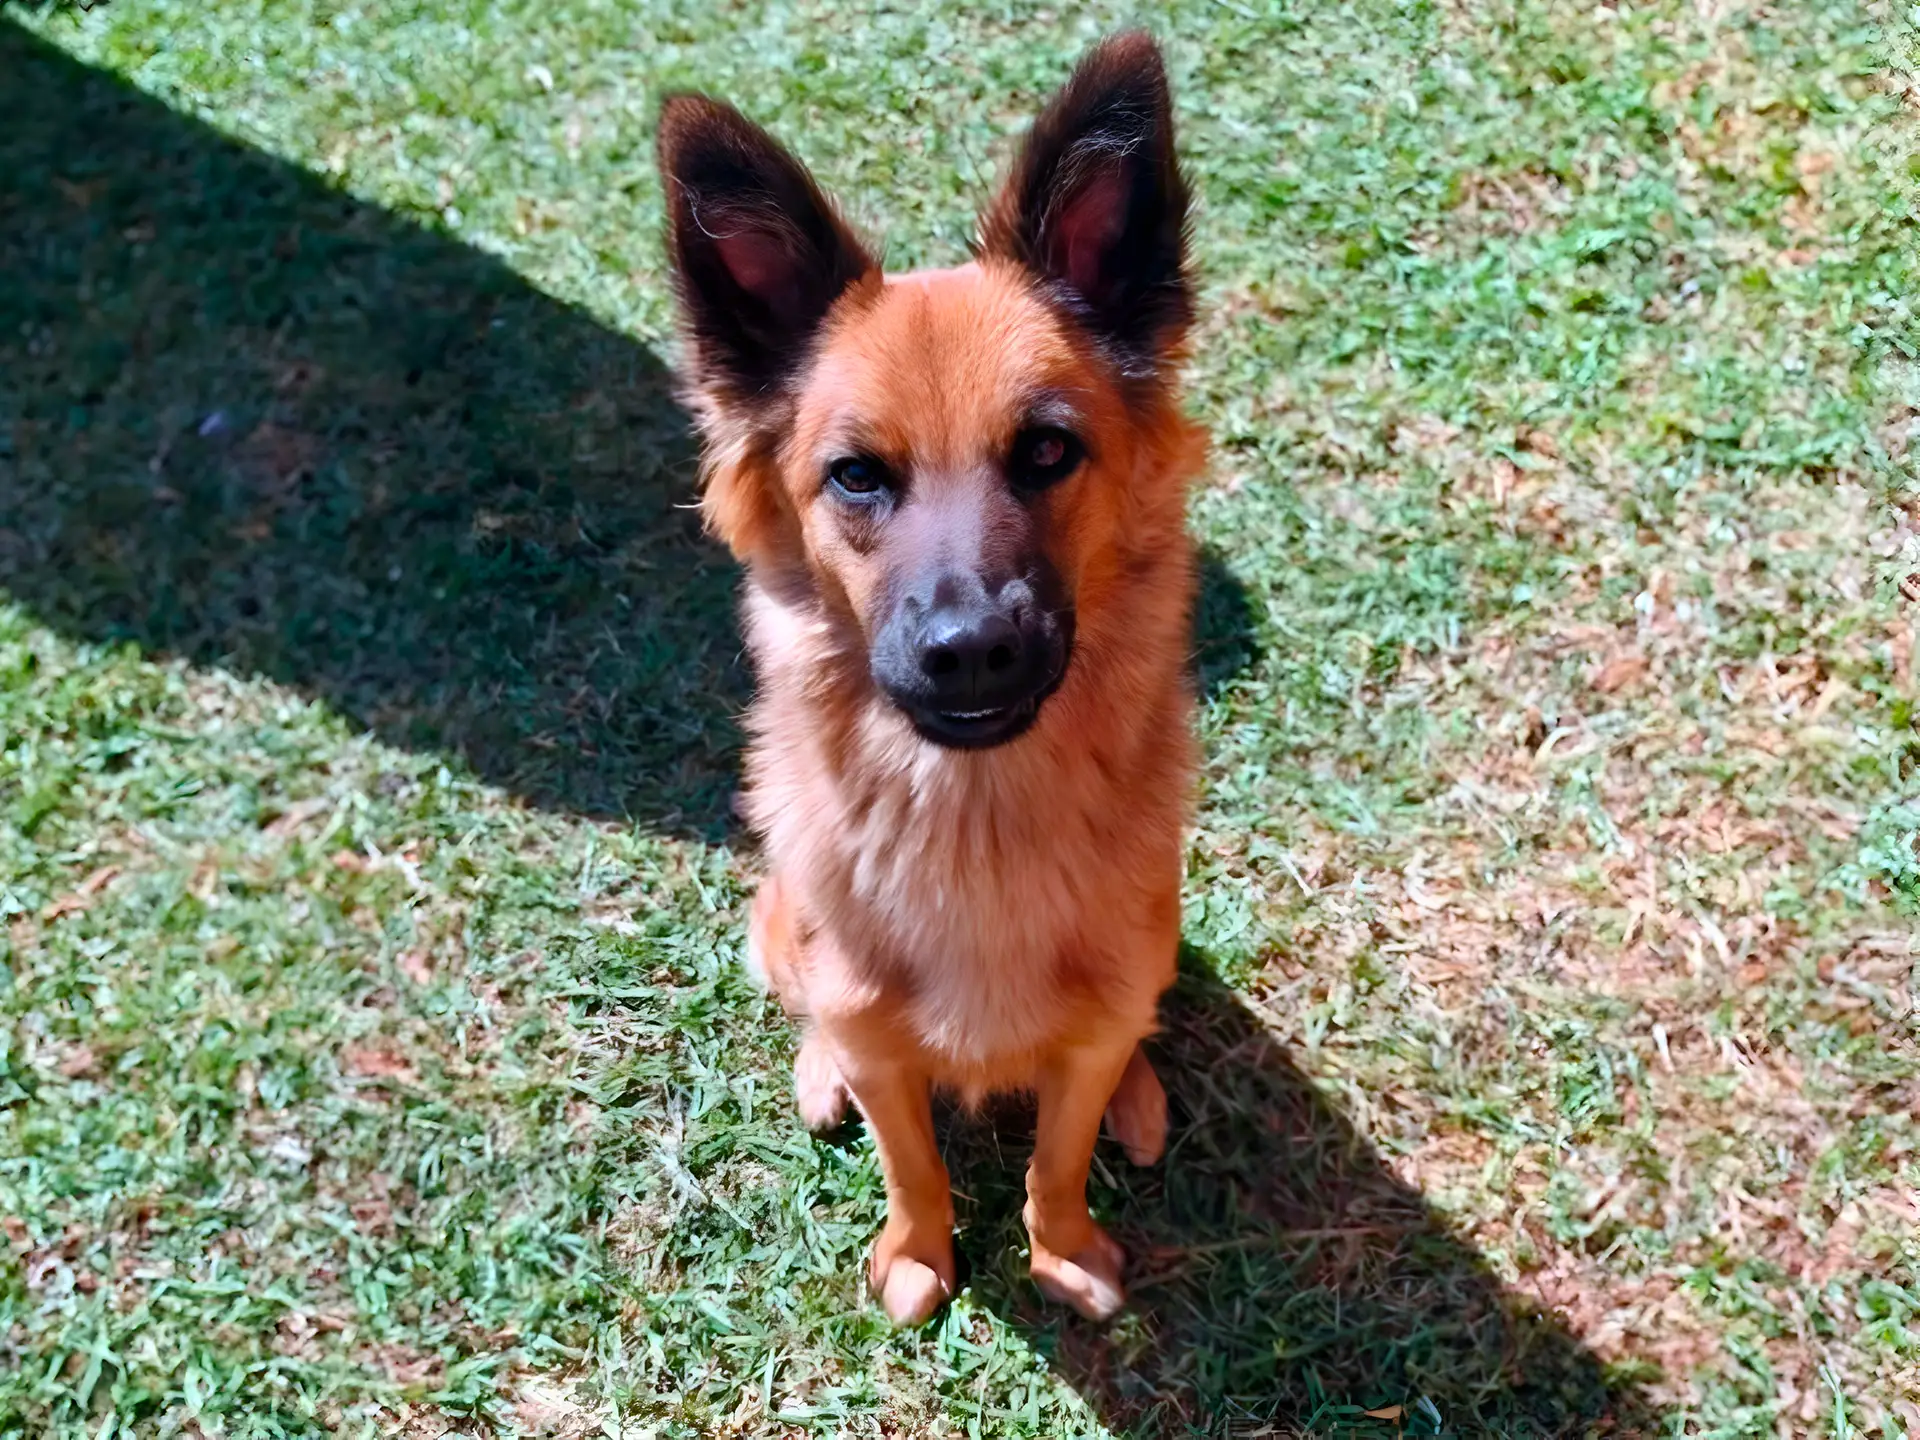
[1,0,1916,1435]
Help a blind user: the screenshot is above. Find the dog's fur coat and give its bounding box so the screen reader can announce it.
[658,32,1203,1323]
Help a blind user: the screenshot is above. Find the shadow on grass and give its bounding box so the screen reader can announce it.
[1,20,742,833]
[1191,545,1258,703]
[949,959,1656,1438]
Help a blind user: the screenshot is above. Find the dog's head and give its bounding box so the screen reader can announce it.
[658,34,1193,750]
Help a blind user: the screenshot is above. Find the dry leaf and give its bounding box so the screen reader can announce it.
[41,865,122,921]
[342,1045,416,1083]
[39,881,98,922]
[513,1379,587,1432]
[78,865,122,896]
[363,1343,443,1388]
[351,1194,395,1237]
[1592,653,1647,693]
[264,797,332,838]
[54,176,105,208]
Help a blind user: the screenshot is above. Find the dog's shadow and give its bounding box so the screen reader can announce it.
[942,958,1653,1437]
[3,23,742,835]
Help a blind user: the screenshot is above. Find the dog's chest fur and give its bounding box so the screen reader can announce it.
[741,585,1187,1071]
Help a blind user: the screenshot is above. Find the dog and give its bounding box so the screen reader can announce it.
[656,31,1203,1325]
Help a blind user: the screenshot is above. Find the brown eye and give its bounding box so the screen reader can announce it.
[827,455,891,501]
[1010,427,1083,492]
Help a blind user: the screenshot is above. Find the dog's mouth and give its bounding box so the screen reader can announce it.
[910,693,1043,749]
[901,658,1067,751]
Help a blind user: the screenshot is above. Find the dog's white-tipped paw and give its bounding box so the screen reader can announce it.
[1030,1223,1126,1321]
[869,1220,956,1327]
[877,1255,949,1326]
[794,1032,851,1132]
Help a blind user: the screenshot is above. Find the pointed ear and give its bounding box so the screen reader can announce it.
[979,33,1191,375]
[657,95,877,398]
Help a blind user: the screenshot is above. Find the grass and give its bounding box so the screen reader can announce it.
[1,0,1916,1435]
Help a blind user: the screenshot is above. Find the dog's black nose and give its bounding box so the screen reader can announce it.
[916,604,1028,709]
[871,569,1072,748]
[918,606,1023,696]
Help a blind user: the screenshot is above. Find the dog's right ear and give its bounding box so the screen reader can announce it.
[657,96,876,400]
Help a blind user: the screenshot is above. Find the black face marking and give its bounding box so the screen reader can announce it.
[1008,426,1084,493]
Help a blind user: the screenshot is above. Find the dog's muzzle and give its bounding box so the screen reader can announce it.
[870,571,1073,749]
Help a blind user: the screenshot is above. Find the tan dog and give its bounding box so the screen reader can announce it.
[656,32,1203,1325]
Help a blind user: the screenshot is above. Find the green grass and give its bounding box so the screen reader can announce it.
[1,0,1916,1435]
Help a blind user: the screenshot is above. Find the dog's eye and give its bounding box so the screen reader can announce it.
[1010,427,1083,492]
[827,456,891,501]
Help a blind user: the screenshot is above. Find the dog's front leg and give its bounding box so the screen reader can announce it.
[834,1038,955,1325]
[1024,1034,1139,1320]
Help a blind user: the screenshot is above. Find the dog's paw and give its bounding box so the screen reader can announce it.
[877,1256,948,1327]
[869,1220,955,1327]
[794,1032,851,1133]
[745,874,790,994]
[1029,1221,1126,1321]
[1102,1046,1167,1167]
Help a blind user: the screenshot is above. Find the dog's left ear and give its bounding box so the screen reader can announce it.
[978,32,1191,375]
